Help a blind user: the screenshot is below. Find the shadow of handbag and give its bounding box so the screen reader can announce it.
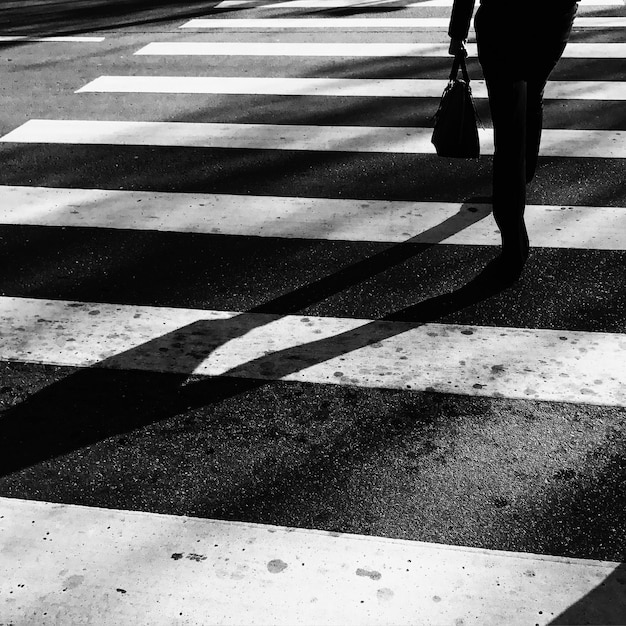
[431,53,480,158]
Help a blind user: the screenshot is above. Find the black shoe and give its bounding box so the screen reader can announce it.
[481,253,527,286]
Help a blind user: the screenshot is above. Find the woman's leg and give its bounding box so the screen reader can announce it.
[526,5,578,183]
[475,7,529,271]
[485,75,530,266]
[474,3,576,277]
[525,81,545,185]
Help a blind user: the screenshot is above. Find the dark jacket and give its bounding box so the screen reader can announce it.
[448,0,476,40]
[448,0,579,40]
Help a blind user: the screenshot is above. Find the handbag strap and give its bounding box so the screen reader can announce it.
[449,53,471,84]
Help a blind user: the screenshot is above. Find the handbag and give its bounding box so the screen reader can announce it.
[431,53,480,158]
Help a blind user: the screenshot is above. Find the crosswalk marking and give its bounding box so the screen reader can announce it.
[0,36,105,43]
[1,296,625,406]
[217,0,625,6]
[3,186,626,250]
[415,0,623,3]
[2,119,624,158]
[134,41,626,58]
[2,0,626,619]
[77,75,626,101]
[1,496,623,626]
[182,17,456,28]
[180,17,626,28]
[1,0,625,623]
[133,41,476,57]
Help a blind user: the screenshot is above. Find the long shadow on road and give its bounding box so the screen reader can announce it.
[2,197,625,622]
[0,200,497,476]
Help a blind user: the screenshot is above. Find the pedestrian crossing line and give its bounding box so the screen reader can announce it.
[1,296,625,406]
[77,75,626,101]
[1,497,623,626]
[180,17,626,28]
[180,17,453,28]
[0,36,105,43]
[415,0,623,3]
[2,119,625,159]
[3,185,626,251]
[215,0,625,7]
[134,41,626,58]
[133,41,474,57]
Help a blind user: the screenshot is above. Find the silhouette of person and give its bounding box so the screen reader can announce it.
[449,0,578,281]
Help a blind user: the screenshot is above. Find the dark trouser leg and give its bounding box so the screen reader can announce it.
[475,5,529,267]
[525,80,544,184]
[482,71,530,264]
[526,2,576,181]
[525,34,571,184]
[474,3,576,272]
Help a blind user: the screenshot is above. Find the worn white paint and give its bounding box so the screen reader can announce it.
[0,496,623,625]
[2,186,626,251]
[77,75,461,97]
[2,119,624,158]
[0,297,624,406]
[216,0,624,7]
[536,17,626,27]
[0,36,105,42]
[180,17,457,27]
[134,41,626,58]
[134,41,474,57]
[180,17,626,28]
[541,80,626,101]
[77,75,626,101]
[409,0,623,4]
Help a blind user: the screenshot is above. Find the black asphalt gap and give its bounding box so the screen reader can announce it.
[0,224,624,332]
[1,360,625,562]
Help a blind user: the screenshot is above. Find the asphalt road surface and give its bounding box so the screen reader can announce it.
[0,1,625,624]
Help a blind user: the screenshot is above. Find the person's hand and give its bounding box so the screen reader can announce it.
[448,38,467,57]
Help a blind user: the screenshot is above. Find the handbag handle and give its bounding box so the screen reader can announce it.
[449,53,471,84]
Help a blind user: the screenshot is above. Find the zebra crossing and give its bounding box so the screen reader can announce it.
[78,74,626,100]
[0,35,106,42]
[179,17,626,27]
[3,118,624,157]
[2,495,625,625]
[3,185,626,249]
[135,41,626,57]
[1,0,625,623]
[213,0,623,7]
[1,295,625,405]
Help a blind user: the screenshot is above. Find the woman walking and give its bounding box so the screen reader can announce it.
[448,0,578,280]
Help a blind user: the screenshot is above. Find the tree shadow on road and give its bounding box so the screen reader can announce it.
[0,0,221,38]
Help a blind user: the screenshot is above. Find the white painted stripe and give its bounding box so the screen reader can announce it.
[3,186,626,251]
[134,41,626,58]
[2,119,625,159]
[215,0,259,5]
[77,75,626,101]
[573,17,626,27]
[410,0,623,4]
[181,17,626,28]
[0,35,105,42]
[214,0,258,6]
[1,296,625,406]
[134,41,474,57]
[542,80,626,100]
[1,497,623,626]
[220,0,624,6]
[181,17,455,28]
[221,0,392,5]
